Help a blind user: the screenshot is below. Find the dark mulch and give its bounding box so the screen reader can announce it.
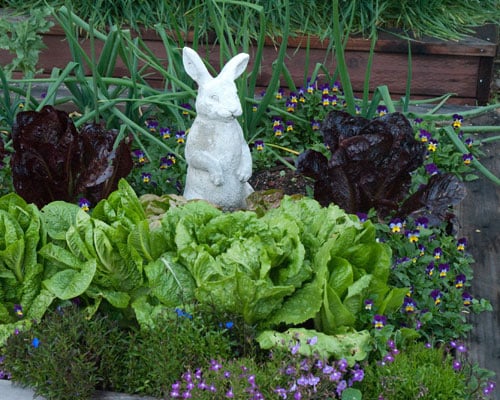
[249,165,310,196]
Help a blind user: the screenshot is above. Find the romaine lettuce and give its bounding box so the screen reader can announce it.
[0,193,52,344]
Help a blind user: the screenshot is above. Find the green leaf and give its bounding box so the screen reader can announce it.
[38,242,86,269]
[93,224,120,271]
[20,262,43,309]
[267,273,324,327]
[343,274,373,315]
[92,179,146,227]
[185,248,221,285]
[0,210,23,246]
[320,284,356,334]
[342,388,363,400]
[128,220,169,262]
[257,328,371,364]
[236,270,295,324]
[327,256,354,298]
[100,289,131,308]
[378,287,408,315]
[343,242,387,275]
[26,288,56,321]
[0,238,25,281]
[145,254,195,306]
[42,260,97,300]
[86,285,131,308]
[65,224,94,260]
[41,201,81,240]
[131,296,167,330]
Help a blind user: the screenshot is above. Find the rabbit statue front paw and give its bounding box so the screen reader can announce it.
[237,164,252,183]
[209,165,224,186]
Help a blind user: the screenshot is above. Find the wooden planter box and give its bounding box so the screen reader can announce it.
[1,24,497,105]
[268,31,498,105]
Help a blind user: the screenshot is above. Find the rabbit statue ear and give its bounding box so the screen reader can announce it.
[219,53,250,81]
[183,47,213,85]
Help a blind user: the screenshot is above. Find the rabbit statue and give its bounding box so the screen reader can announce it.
[182,46,254,210]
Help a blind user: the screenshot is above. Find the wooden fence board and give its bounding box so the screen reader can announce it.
[457,110,500,399]
[0,26,496,104]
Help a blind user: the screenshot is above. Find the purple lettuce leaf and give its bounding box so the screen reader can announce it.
[10,105,133,208]
[297,110,428,217]
[396,173,467,228]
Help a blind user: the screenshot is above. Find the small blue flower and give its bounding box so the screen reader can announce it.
[32,337,40,348]
[174,308,192,319]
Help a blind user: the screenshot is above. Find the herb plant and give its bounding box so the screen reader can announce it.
[3,305,126,400]
[0,7,54,77]
[358,341,468,399]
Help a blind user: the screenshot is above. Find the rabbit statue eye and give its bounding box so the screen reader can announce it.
[210,94,220,102]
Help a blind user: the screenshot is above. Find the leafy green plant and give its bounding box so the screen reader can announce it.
[0,192,54,344]
[37,180,157,320]
[158,194,406,340]
[0,7,54,77]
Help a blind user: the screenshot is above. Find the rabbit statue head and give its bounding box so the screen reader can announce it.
[182,47,254,210]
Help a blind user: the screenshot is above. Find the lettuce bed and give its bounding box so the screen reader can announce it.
[1,180,406,361]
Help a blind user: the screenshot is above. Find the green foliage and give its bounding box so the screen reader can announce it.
[0,192,54,344]
[257,327,371,365]
[160,195,402,341]
[0,178,402,365]
[3,305,126,400]
[2,303,245,399]
[358,342,468,399]
[108,306,239,397]
[37,179,189,324]
[375,218,492,344]
[2,0,498,40]
[0,8,54,77]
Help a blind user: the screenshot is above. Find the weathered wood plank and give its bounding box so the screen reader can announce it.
[273,31,497,57]
[262,47,481,97]
[0,26,496,104]
[457,110,500,399]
